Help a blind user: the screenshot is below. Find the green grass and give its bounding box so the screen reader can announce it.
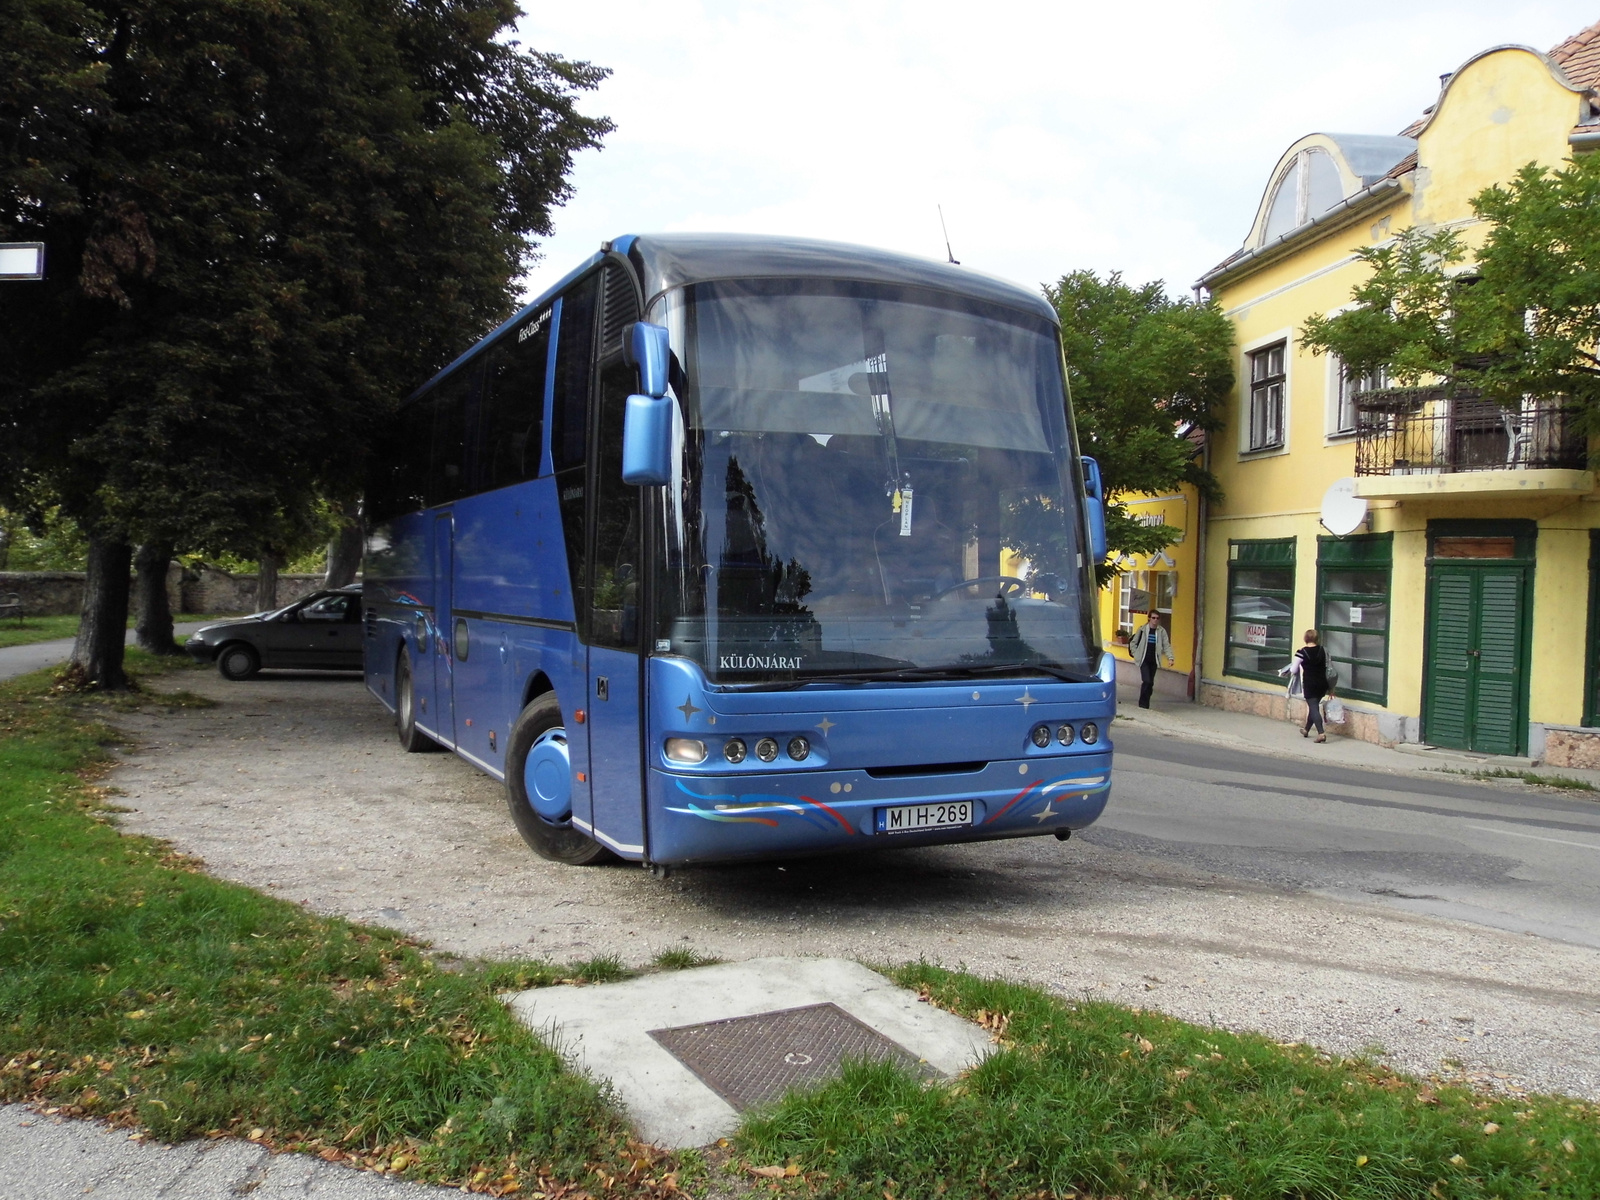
[1443,767,1598,793]
[653,947,721,971]
[0,615,82,649]
[0,661,675,1196]
[736,962,1599,1200]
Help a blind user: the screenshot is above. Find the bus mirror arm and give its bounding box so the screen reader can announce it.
[1080,455,1108,565]
[622,394,673,486]
[622,322,671,399]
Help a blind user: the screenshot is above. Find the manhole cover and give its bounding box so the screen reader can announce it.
[649,1002,934,1111]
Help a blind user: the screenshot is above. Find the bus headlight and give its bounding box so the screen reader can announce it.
[755,737,780,763]
[1080,722,1099,745]
[665,737,707,765]
[1030,724,1052,748]
[787,736,810,761]
[723,738,747,763]
[1057,723,1075,746]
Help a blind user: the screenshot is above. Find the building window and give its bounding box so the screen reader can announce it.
[1317,534,1392,704]
[1248,342,1286,451]
[1225,539,1295,681]
[1335,363,1387,435]
[1117,569,1177,641]
[1262,148,1346,243]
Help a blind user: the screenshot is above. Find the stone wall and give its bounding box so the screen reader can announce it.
[0,566,329,618]
[1538,726,1600,770]
[1198,678,1395,745]
[0,571,88,617]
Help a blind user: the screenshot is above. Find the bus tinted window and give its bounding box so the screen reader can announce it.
[591,359,640,648]
[479,307,552,490]
[551,275,598,473]
[427,369,473,506]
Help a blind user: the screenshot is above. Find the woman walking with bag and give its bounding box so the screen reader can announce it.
[1296,629,1333,742]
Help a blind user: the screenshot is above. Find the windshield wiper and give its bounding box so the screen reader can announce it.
[734,663,1094,688]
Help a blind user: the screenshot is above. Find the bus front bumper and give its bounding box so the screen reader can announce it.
[645,752,1112,865]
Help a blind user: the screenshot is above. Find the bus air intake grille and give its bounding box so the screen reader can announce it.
[865,761,987,778]
[648,1003,936,1112]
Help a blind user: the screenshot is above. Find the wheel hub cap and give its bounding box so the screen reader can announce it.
[525,728,572,822]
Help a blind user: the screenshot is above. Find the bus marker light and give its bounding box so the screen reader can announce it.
[1030,724,1052,748]
[1057,723,1075,746]
[787,736,810,761]
[666,738,708,765]
[574,709,586,724]
[724,738,747,763]
[756,737,779,763]
[1080,722,1099,745]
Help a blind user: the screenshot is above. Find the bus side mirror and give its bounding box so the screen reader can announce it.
[1081,455,1107,564]
[622,322,674,486]
[623,322,670,398]
[622,395,672,485]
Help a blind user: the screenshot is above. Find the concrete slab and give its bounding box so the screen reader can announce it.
[504,957,991,1148]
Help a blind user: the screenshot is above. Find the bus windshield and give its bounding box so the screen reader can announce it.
[654,278,1099,686]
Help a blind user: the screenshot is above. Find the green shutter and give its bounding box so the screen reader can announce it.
[1471,568,1526,756]
[1425,568,1474,750]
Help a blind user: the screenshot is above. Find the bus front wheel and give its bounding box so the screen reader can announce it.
[395,651,435,753]
[505,694,611,866]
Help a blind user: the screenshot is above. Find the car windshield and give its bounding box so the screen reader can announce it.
[650,278,1099,686]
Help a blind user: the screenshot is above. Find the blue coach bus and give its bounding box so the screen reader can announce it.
[364,234,1116,869]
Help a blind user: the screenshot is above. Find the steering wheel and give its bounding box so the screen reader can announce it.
[927,575,1029,601]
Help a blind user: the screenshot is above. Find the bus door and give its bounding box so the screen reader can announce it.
[431,512,457,744]
[581,354,646,852]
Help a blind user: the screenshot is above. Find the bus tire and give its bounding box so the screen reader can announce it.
[217,642,260,681]
[395,650,435,753]
[505,693,611,865]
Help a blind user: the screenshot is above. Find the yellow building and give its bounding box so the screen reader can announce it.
[1194,20,1600,766]
[1096,483,1202,700]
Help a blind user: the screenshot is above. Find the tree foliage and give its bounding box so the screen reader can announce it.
[1046,271,1233,564]
[0,0,611,684]
[1303,153,1600,420]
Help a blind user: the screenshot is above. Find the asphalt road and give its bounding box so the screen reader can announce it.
[0,624,208,682]
[1096,728,1600,950]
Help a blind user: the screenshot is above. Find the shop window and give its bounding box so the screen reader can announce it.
[1317,534,1392,704]
[1225,539,1295,681]
[1248,342,1286,451]
[1116,569,1177,642]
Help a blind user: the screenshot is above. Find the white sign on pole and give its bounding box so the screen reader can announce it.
[0,243,45,280]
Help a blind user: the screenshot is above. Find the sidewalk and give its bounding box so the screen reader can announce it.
[1112,683,1600,790]
[0,624,207,683]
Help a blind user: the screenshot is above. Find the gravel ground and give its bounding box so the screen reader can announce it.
[108,672,1600,1102]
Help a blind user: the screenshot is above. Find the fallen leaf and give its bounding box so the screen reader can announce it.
[1137,1037,1154,1054]
[1482,1123,1500,1135]
[1449,1154,1466,1166]
[124,1010,147,1020]
[750,1166,788,1179]
[1562,1139,1577,1155]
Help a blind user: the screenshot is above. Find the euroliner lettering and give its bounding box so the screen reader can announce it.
[363,232,1116,870]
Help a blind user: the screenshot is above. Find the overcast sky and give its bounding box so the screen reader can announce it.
[514,2,1587,305]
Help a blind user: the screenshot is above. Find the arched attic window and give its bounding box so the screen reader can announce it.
[1261,148,1346,243]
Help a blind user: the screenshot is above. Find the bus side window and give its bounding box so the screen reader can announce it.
[426,370,473,507]
[591,358,640,648]
[552,274,599,621]
[479,307,551,492]
[551,276,598,474]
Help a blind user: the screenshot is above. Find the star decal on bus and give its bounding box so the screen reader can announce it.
[1015,688,1036,711]
[815,717,836,734]
[677,696,701,721]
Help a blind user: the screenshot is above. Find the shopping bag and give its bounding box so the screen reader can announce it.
[1324,696,1346,724]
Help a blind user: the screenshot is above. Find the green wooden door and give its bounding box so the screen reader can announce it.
[1424,563,1530,755]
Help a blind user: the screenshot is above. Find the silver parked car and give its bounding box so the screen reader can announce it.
[184,586,364,680]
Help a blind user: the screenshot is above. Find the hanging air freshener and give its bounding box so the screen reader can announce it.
[899,486,914,536]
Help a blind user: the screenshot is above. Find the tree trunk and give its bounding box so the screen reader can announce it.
[323,497,363,588]
[133,542,181,655]
[67,535,133,690]
[256,550,280,611]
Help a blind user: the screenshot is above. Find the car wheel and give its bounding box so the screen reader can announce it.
[505,693,611,865]
[217,642,260,681]
[395,650,435,753]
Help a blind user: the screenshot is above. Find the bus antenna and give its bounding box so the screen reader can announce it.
[938,205,960,265]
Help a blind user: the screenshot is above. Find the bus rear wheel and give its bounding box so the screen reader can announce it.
[505,693,611,865]
[395,651,435,753]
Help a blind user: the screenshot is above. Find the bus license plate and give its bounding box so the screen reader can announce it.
[877,801,973,834]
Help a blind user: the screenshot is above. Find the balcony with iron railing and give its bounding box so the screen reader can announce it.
[1352,390,1593,498]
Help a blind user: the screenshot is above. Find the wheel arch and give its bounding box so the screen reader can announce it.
[521,670,555,712]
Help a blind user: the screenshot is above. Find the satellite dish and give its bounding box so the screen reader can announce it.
[1320,477,1369,536]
